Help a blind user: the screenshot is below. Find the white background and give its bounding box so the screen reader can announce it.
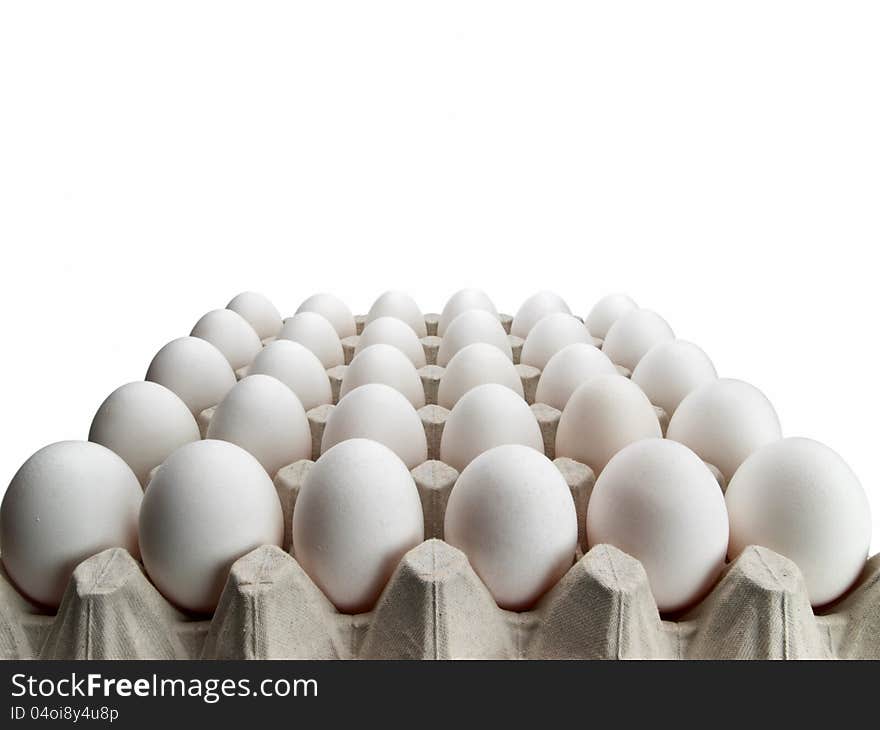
[1,3,878,550]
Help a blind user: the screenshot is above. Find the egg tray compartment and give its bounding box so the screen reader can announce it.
[2,312,879,659]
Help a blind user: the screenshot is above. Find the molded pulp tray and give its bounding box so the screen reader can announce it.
[1,313,877,659]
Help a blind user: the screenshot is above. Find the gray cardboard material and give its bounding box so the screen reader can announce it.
[341,335,358,365]
[411,461,459,539]
[326,365,347,403]
[2,311,877,660]
[421,336,441,366]
[516,363,541,405]
[307,404,334,461]
[418,405,449,461]
[418,365,444,406]
[509,334,524,364]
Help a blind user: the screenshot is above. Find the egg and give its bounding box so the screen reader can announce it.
[340,344,426,408]
[295,292,356,338]
[437,289,498,336]
[436,310,512,367]
[631,340,717,417]
[139,440,282,613]
[726,438,871,606]
[437,342,524,409]
[584,293,638,339]
[278,312,344,369]
[365,290,426,337]
[586,439,729,613]
[520,312,593,370]
[444,444,577,610]
[440,383,543,472]
[190,309,262,371]
[511,290,571,338]
[226,291,282,340]
[602,309,675,371]
[355,316,427,368]
[0,441,143,608]
[246,339,332,411]
[293,439,424,613]
[145,336,237,417]
[321,383,427,469]
[535,343,618,411]
[555,374,661,474]
[206,374,311,477]
[89,381,200,487]
[667,378,781,482]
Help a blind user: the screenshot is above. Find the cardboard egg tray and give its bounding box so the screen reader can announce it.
[1,312,878,660]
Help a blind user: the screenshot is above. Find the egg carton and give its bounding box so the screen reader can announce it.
[1,311,878,660]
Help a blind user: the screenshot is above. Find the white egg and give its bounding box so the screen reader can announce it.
[440,383,543,472]
[586,439,729,613]
[437,289,498,336]
[355,316,427,368]
[602,309,675,371]
[444,444,577,611]
[89,381,200,487]
[321,384,427,469]
[520,313,593,371]
[365,290,426,337]
[555,374,661,475]
[139,440,282,613]
[340,344,426,408]
[246,339,332,411]
[293,439,424,613]
[584,293,639,339]
[190,309,262,371]
[278,311,344,369]
[207,375,311,477]
[511,290,571,339]
[437,342,524,409]
[0,441,142,608]
[436,310,512,367]
[667,378,781,482]
[726,438,871,606]
[631,340,717,417]
[535,343,618,411]
[226,291,282,340]
[295,293,356,338]
[145,336,237,417]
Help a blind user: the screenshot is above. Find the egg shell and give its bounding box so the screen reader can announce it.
[365,290,426,337]
[667,378,781,482]
[535,342,618,411]
[520,312,593,371]
[190,308,262,371]
[207,374,311,477]
[340,344,425,408]
[145,336,237,417]
[89,381,200,487]
[355,316,427,368]
[584,293,639,339]
[444,444,578,611]
[278,311,344,369]
[437,289,498,336]
[726,437,871,606]
[321,383,427,469]
[436,309,512,367]
[511,290,571,339]
[293,439,424,614]
[0,441,143,608]
[437,342,524,409]
[602,309,675,371]
[295,293,356,339]
[586,439,729,613]
[631,340,717,417]
[139,439,283,613]
[440,383,543,472]
[245,339,332,412]
[555,374,661,475]
[226,291,282,340]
